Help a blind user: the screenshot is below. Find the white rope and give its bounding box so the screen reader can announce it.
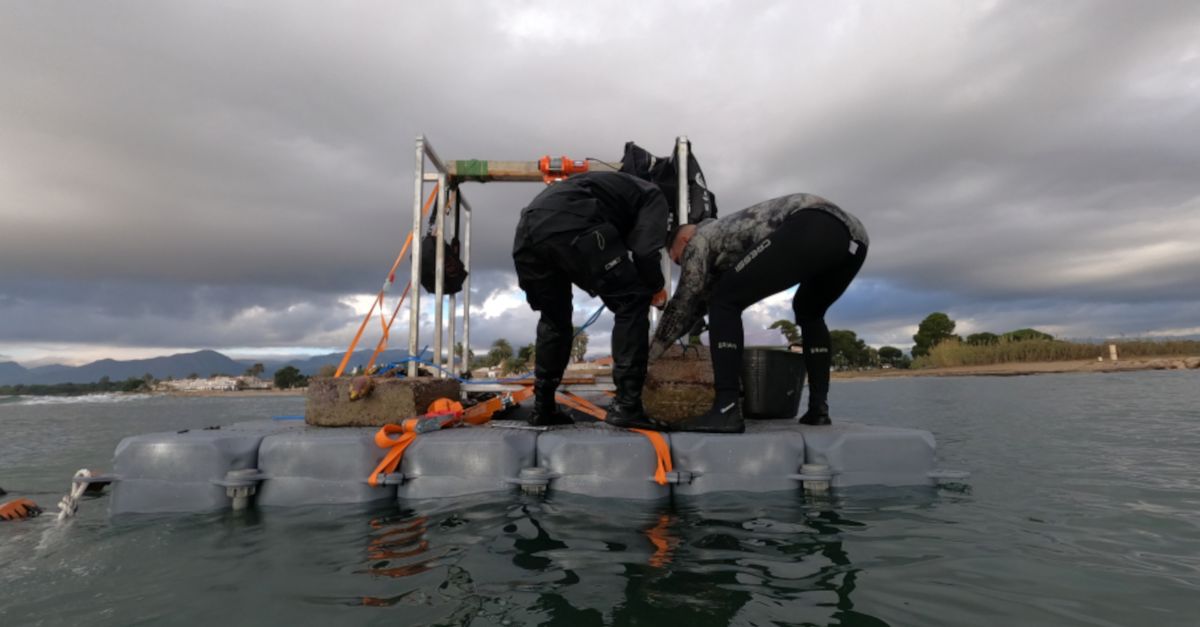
[56,468,90,522]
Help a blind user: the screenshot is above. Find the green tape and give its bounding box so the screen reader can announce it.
[455,160,488,177]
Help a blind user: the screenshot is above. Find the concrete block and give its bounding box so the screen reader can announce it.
[644,345,714,424]
[305,376,461,427]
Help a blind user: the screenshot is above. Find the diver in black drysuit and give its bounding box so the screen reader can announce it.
[513,171,669,427]
[651,193,868,433]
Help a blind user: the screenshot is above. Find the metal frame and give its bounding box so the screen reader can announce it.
[406,135,691,379]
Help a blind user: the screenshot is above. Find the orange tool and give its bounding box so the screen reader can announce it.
[538,155,589,183]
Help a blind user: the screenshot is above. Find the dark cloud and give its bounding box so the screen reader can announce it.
[2,1,1199,363]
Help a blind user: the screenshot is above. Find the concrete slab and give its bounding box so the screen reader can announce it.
[305,376,460,427]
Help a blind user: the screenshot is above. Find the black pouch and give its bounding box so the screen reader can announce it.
[570,222,637,295]
[420,235,468,294]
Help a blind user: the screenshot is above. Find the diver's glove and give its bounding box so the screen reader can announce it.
[648,339,670,362]
[0,498,42,521]
[651,289,668,310]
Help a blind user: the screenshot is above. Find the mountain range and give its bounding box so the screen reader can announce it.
[0,349,418,386]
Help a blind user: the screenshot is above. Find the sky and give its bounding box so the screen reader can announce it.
[2,1,1199,366]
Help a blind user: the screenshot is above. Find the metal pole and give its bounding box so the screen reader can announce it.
[408,137,425,377]
[447,188,457,378]
[462,197,472,378]
[434,172,447,378]
[674,137,690,296]
[676,136,689,232]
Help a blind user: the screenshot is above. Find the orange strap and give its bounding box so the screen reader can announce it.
[366,389,533,486]
[365,280,413,374]
[632,428,674,486]
[557,391,674,486]
[335,299,379,379]
[335,184,439,378]
[367,424,418,487]
[366,389,672,488]
[645,513,678,568]
[554,392,606,420]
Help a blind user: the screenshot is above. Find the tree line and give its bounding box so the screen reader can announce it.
[468,331,590,376]
[910,312,1052,357]
[769,320,906,369]
[0,375,154,397]
[769,313,1057,371]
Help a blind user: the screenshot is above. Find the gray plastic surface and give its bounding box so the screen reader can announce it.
[257,426,397,507]
[671,421,807,495]
[105,417,943,513]
[538,422,670,500]
[800,422,936,487]
[109,421,293,514]
[397,424,537,499]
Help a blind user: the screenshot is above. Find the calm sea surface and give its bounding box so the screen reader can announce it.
[1,371,1198,626]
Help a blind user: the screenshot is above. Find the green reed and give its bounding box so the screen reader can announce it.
[912,338,1200,369]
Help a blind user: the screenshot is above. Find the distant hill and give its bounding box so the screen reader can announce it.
[0,348,423,386]
[239,349,418,377]
[0,361,29,386]
[15,350,248,385]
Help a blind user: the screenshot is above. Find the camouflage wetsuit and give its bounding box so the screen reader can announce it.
[652,193,868,417]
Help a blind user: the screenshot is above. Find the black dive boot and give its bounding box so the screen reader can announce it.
[672,399,745,434]
[798,401,831,426]
[528,378,574,427]
[606,373,662,431]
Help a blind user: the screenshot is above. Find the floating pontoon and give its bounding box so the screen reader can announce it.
[98,136,964,515]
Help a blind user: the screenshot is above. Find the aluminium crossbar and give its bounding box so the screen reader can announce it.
[407,135,691,378]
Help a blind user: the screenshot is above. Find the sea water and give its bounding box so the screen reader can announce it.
[1,371,1198,626]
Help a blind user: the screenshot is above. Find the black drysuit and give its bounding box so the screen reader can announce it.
[652,194,869,415]
[512,172,669,409]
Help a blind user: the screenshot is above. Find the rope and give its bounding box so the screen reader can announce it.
[56,469,90,522]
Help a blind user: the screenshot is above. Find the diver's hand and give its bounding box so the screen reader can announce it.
[651,289,667,310]
[0,498,42,521]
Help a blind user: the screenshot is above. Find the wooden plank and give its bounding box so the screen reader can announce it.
[447,159,621,183]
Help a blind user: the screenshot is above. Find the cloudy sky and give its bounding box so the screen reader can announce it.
[2,1,1198,366]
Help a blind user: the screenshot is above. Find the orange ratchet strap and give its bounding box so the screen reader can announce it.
[366,388,534,486]
[556,391,674,486]
[335,183,439,378]
[367,424,418,487]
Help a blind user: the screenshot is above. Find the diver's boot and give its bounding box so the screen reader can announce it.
[605,371,663,431]
[798,401,831,426]
[672,399,745,434]
[606,399,663,430]
[528,378,574,427]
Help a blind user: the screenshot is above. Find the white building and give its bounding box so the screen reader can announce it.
[157,376,273,392]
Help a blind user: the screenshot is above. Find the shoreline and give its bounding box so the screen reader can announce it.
[163,356,1199,397]
[833,355,1200,381]
[162,388,306,398]
[5,358,1193,400]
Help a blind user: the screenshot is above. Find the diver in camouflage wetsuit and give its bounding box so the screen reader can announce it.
[649,193,869,433]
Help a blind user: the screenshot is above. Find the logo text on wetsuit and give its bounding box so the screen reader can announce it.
[735,239,772,272]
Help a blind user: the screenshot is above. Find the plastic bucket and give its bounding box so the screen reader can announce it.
[741,348,806,419]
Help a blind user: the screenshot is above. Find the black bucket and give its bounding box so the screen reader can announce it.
[741,348,806,419]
